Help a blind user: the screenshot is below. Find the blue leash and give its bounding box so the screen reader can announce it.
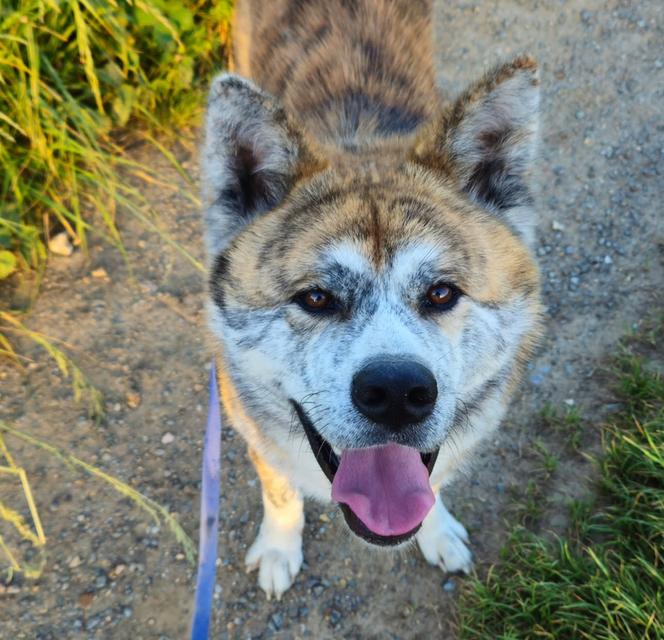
[190,362,222,639]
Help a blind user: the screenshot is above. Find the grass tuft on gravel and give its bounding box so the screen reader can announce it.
[459,336,663,639]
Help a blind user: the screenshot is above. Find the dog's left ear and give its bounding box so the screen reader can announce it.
[202,74,327,257]
[411,56,540,244]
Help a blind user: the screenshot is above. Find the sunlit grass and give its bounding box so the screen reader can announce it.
[0,0,229,287]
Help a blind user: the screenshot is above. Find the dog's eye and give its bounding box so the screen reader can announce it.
[295,289,337,313]
[425,283,460,310]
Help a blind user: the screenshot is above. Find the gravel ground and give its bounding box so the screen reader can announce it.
[0,1,662,638]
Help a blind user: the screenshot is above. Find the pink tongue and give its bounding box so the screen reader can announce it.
[331,443,435,536]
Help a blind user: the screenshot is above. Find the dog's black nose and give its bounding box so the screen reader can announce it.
[351,359,438,430]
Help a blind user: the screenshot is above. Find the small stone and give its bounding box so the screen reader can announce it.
[48,232,73,256]
[126,392,141,409]
[551,220,565,231]
[68,556,82,569]
[443,579,456,592]
[268,612,284,631]
[78,591,95,608]
[564,398,575,406]
[161,432,175,445]
[319,513,330,523]
[91,267,108,279]
[604,255,613,265]
[329,609,342,625]
[110,564,126,579]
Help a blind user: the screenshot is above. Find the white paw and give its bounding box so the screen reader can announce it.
[417,497,473,574]
[245,531,303,600]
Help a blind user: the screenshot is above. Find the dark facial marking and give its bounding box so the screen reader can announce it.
[210,251,230,309]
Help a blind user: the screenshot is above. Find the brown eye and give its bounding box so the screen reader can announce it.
[425,283,460,310]
[295,289,338,313]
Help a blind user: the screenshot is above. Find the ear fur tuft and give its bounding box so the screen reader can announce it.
[202,74,326,257]
[412,56,540,244]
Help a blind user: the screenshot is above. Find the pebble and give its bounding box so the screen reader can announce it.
[268,612,284,631]
[78,591,94,608]
[161,432,175,445]
[328,609,342,626]
[68,556,82,569]
[126,392,141,409]
[48,232,73,257]
[443,579,456,592]
[110,564,126,579]
[91,267,108,279]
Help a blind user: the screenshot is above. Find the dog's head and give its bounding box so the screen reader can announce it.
[202,59,542,545]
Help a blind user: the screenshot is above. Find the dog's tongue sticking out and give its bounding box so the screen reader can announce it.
[331,443,435,536]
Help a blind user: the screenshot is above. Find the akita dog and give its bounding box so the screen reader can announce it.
[202,0,542,598]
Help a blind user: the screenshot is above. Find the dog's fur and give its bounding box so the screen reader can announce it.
[202,0,542,598]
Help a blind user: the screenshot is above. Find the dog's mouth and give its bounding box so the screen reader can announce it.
[291,401,439,546]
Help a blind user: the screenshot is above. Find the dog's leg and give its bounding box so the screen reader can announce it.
[416,491,473,574]
[245,448,304,600]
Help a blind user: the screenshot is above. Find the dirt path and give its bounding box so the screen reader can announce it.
[1,1,662,638]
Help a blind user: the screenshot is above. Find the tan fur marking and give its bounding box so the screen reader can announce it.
[248,448,299,509]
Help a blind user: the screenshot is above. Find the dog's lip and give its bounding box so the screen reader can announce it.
[290,400,439,546]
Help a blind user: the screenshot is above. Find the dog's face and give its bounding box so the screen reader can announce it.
[203,59,541,545]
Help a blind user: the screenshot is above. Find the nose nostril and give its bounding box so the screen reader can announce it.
[352,359,437,430]
[361,386,387,407]
[407,386,433,407]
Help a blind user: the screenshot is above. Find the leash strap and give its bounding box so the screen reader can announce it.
[190,362,222,639]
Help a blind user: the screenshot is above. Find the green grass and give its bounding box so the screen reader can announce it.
[0,0,232,280]
[459,338,663,639]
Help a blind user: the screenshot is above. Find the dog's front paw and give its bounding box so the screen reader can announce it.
[245,531,303,600]
[416,496,473,574]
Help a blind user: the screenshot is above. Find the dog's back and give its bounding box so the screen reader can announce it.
[233,0,437,145]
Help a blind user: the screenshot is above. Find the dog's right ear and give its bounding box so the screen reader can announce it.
[202,74,327,256]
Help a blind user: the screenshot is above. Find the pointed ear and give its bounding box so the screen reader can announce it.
[411,56,540,244]
[202,74,327,256]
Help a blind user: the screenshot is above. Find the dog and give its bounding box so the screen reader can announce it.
[201,0,542,599]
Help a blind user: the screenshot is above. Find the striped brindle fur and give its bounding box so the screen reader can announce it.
[203,0,542,598]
